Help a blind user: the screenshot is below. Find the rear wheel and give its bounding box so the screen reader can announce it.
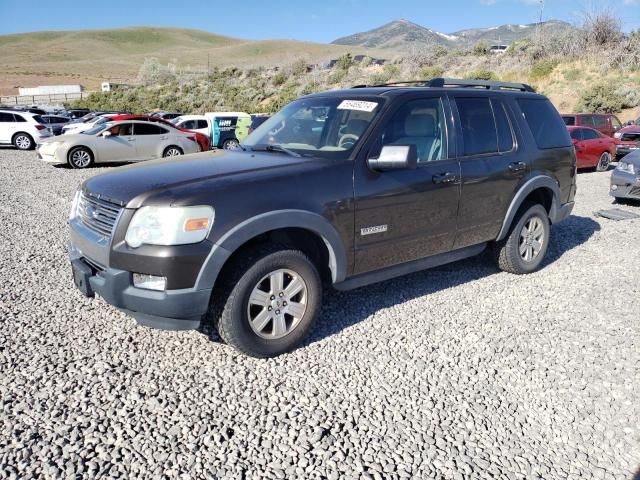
[163,146,183,157]
[493,203,550,274]
[596,152,611,172]
[212,247,322,358]
[67,147,94,169]
[13,133,34,150]
[222,138,239,150]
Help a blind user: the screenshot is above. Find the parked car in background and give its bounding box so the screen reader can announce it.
[610,150,640,202]
[205,111,251,149]
[0,109,52,150]
[562,113,622,138]
[614,124,640,142]
[61,113,119,135]
[172,115,210,138]
[38,115,71,135]
[150,112,184,120]
[568,126,617,171]
[112,114,210,152]
[248,114,271,134]
[38,120,200,168]
[64,108,91,119]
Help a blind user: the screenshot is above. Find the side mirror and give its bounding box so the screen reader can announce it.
[102,130,112,138]
[367,145,418,171]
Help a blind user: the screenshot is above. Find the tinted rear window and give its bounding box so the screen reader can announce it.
[518,99,571,149]
[562,116,575,126]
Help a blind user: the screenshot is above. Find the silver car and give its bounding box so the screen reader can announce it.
[37,120,201,168]
[610,149,640,201]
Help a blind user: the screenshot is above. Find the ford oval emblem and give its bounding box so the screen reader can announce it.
[86,205,99,219]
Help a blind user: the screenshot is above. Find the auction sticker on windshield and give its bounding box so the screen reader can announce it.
[337,100,378,112]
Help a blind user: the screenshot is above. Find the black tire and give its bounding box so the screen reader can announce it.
[163,146,183,157]
[492,202,550,275]
[13,133,34,150]
[596,152,611,172]
[67,146,94,169]
[222,138,239,150]
[212,246,322,358]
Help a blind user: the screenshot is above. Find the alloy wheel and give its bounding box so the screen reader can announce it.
[597,152,611,171]
[247,268,308,339]
[519,216,545,262]
[15,135,31,150]
[71,149,91,168]
[165,148,182,157]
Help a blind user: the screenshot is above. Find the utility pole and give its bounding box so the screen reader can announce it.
[536,0,545,44]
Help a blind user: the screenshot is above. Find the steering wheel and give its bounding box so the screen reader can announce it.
[338,134,359,149]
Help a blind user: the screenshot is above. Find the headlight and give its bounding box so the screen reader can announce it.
[617,161,636,174]
[125,205,214,248]
[69,190,81,220]
[614,132,622,139]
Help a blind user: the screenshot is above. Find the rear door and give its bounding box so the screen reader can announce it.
[580,128,604,167]
[0,112,15,142]
[132,123,170,160]
[451,95,524,248]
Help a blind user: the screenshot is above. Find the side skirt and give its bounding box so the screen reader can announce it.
[334,243,487,291]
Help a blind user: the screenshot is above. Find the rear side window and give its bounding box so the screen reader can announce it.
[196,120,208,129]
[517,98,571,149]
[582,129,600,140]
[135,123,167,135]
[181,120,196,129]
[13,114,26,122]
[562,116,575,126]
[456,97,498,156]
[592,115,606,128]
[492,100,514,152]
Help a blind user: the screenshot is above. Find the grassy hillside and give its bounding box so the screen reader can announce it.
[0,27,384,95]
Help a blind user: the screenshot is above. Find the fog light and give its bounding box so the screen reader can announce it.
[611,185,618,191]
[133,273,167,291]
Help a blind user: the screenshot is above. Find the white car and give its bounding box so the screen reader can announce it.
[172,115,210,138]
[37,120,201,168]
[0,109,52,150]
[61,114,116,135]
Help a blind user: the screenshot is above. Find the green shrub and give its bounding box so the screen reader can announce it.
[463,69,498,81]
[420,66,445,79]
[615,85,640,109]
[327,69,347,85]
[473,41,490,56]
[575,82,625,113]
[336,53,354,71]
[290,59,308,76]
[433,45,449,59]
[360,55,373,67]
[563,68,580,81]
[530,59,558,80]
[272,71,287,86]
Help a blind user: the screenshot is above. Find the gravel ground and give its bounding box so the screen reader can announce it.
[0,149,638,480]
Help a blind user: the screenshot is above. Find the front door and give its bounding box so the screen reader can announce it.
[0,112,15,143]
[353,95,460,274]
[99,123,137,162]
[451,96,527,248]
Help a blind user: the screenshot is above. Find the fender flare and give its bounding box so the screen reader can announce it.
[194,210,348,290]
[496,175,561,241]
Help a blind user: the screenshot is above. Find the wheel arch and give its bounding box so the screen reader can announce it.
[194,210,348,292]
[496,175,561,241]
[11,131,34,145]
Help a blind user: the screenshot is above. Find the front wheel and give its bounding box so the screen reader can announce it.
[13,133,34,150]
[67,147,94,169]
[596,152,611,172]
[493,203,550,274]
[213,247,322,358]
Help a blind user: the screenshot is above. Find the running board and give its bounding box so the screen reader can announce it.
[334,243,487,291]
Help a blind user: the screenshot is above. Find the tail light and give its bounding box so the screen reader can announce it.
[187,135,197,143]
[35,125,46,131]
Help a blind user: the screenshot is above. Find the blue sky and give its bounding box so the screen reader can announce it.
[0,0,638,40]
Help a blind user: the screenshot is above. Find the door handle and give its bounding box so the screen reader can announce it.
[432,172,457,184]
[508,161,526,173]
[127,138,136,142]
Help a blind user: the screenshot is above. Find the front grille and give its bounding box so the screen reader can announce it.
[78,193,123,237]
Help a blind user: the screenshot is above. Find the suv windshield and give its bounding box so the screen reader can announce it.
[243,97,383,160]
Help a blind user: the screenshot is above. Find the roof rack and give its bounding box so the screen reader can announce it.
[353,77,536,93]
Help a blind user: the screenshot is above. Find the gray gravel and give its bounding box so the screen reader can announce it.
[1,148,639,480]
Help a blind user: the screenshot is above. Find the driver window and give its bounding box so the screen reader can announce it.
[380,98,447,163]
[108,124,133,136]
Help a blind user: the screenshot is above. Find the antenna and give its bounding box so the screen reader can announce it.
[536,0,545,43]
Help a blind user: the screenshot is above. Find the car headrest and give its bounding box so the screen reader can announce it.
[404,114,435,137]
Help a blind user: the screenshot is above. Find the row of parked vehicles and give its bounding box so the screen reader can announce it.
[0,105,272,167]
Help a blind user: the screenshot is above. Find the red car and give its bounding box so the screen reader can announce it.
[568,126,618,171]
[111,115,210,152]
[614,124,640,142]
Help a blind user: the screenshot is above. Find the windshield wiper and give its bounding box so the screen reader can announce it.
[249,144,301,157]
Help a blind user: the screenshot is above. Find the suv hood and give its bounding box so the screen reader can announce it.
[82,149,328,207]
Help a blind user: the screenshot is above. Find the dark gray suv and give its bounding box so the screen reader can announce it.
[68,79,576,357]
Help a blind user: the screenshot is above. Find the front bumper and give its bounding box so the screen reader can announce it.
[69,243,211,330]
[36,143,64,163]
[616,144,640,160]
[610,169,640,200]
